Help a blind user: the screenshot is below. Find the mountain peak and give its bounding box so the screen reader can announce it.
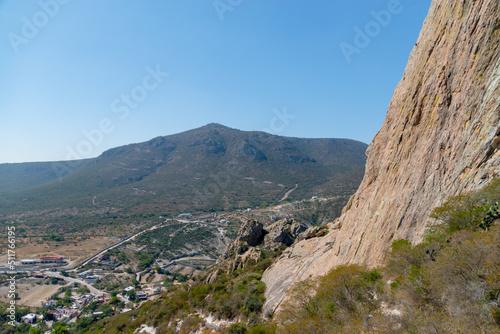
[199,123,233,130]
[0,125,368,214]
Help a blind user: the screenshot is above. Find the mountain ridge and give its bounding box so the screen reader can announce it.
[0,123,368,225]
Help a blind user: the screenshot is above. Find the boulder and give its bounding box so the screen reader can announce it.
[237,220,264,247]
[264,218,308,246]
[221,220,264,260]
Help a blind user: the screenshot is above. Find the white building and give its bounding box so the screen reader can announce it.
[21,313,39,324]
[124,286,135,292]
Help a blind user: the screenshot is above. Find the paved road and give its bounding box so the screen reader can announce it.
[73,223,167,270]
[43,272,107,296]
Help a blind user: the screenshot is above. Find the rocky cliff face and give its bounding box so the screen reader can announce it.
[263,0,500,315]
[210,219,308,278]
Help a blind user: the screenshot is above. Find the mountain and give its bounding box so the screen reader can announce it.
[0,124,367,223]
[263,0,500,315]
[20,1,500,332]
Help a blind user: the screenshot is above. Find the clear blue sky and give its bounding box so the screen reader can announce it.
[0,0,431,163]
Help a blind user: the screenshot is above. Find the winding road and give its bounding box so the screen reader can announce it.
[43,272,106,296]
[280,184,298,201]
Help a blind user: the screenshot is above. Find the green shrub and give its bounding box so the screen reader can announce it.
[480,202,499,230]
[247,323,277,334]
[361,269,382,283]
[391,239,412,250]
[255,259,272,272]
[244,295,264,313]
[430,179,500,233]
[228,323,248,334]
[493,306,500,325]
[280,265,382,331]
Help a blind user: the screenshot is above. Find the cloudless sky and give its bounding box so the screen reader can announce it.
[0,0,431,163]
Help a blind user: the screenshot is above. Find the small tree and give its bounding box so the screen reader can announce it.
[126,289,136,301]
[76,286,90,294]
[53,325,68,334]
[109,296,120,311]
[77,316,94,331]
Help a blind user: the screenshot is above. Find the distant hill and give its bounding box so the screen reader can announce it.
[0,160,90,194]
[0,123,367,220]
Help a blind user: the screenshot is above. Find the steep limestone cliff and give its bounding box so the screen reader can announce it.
[263,0,500,315]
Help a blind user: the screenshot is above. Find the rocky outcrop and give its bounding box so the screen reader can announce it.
[235,220,265,248]
[263,0,500,316]
[214,219,309,276]
[297,221,340,241]
[221,220,264,260]
[263,218,308,246]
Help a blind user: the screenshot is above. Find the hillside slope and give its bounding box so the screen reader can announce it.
[263,0,500,315]
[0,160,89,194]
[0,124,367,220]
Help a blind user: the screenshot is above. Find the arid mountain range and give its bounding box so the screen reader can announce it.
[0,124,367,222]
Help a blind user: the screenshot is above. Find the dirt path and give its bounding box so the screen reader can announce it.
[280,184,298,201]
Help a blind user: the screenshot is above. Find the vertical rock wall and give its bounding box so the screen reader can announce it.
[263,0,500,315]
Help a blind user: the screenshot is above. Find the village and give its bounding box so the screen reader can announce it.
[2,239,180,332]
[1,214,237,331]
[0,199,323,332]
[9,263,168,332]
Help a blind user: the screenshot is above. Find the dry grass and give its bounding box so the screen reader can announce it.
[0,280,67,307]
[0,236,115,267]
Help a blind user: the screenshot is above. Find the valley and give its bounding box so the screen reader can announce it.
[0,194,354,333]
[1,0,499,333]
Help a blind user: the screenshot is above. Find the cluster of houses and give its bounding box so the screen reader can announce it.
[19,276,166,331]
[44,293,108,321]
[78,269,103,284]
[123,283,162,301]
[22,282,164,326]
[20,293,106,325]
[123,286,148,301]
